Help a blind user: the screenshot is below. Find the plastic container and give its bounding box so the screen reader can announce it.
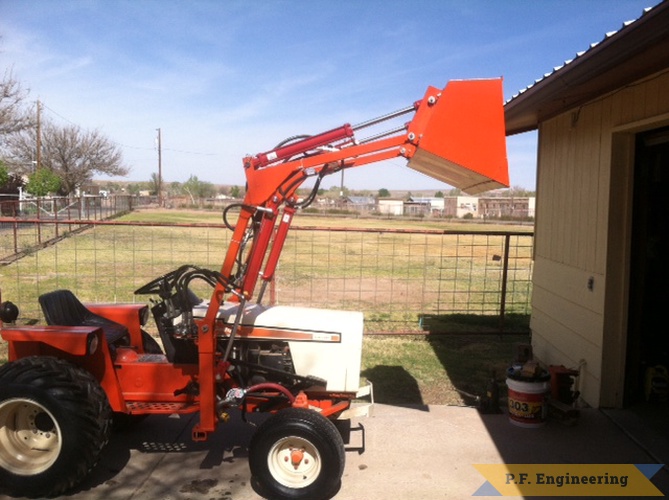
[506,372,551,428]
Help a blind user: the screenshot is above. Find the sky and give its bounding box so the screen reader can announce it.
[0,0,662,192]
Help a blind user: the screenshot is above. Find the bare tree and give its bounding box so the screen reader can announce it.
[0,70,33,138]
[5,120,129,195]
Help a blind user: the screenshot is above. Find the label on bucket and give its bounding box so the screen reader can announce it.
[507,388,546,424]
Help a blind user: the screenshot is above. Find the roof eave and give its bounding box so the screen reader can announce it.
[504,1,669,136]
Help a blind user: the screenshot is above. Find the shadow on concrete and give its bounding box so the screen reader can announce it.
[360,364,427,410]
[603,401,669,467]
[474,409,669,496]
[418,325,669,496]
[68,411,259,499]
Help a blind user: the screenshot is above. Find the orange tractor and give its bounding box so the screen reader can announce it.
[0,79,508,499]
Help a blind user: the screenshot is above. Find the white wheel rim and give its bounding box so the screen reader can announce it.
[0,398,62,475]
[267,435,322,489]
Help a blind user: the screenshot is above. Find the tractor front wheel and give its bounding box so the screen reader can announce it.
[0,356,112,498]
[249,408,345,500]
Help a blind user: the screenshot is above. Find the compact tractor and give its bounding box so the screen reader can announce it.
[0,79,508,499]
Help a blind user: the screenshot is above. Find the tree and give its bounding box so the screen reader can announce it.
[126,183,143,195]
[378,188,390,197]
[503,186,536,197]
[25,168,61,197]
[169,181,182,197]
[434,191,444,198]
[0,70,33,138]
[5,121,128,195]
[182,175,215,203]
[148,172,161,196]
[325,185,348,198]
[0,160,25,197]
[0,163,8,187]
[102,181,122,194]
[229,185,242,198]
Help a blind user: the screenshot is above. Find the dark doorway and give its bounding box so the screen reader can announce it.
[625,126,669,405]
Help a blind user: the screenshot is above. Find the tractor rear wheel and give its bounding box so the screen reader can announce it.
[0,356,112,498]
[249,408,345,500]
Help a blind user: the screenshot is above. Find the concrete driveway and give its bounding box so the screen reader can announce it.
[0,404,667,499]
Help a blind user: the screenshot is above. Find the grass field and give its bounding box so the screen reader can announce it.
[120,206,534,232]
[1,208,532,404]
[361,333,528,406]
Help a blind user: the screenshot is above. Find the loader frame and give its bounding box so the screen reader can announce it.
[0,78,508,499]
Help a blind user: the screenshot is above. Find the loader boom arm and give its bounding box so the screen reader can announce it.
[194,79,509,424]
[215,78,508,300]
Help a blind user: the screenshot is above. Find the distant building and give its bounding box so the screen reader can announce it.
[403,198,430,216]
[317,193,535,219]
[443,196,478,218]
[377,198,404,215]
[479,196,535,219]
[342,196,375,212]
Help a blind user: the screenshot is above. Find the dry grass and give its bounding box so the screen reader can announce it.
[1,208,533,393]
[1,209,533,326]
[361,333,529,406]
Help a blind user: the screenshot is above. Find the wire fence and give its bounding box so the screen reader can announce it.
[273,227,533,332]
[0,195,134,261]
[0,208,533,333]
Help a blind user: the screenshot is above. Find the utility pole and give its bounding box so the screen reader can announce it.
[36,100,42,170]
[156,128,162,207]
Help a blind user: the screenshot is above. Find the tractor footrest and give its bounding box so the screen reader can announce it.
[126,401,200,415]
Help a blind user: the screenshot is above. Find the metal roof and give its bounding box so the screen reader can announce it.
[505,0,669,135]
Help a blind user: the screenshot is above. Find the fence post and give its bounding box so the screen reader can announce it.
[12,202,18,254]
[54,199,59,238]
[35,198,41,245]
[498,233,511,332]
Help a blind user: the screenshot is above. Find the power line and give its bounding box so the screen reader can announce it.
[116,142,154,151]
[39,102,79,126]
[37,100,218,157]
[163,147,216,156]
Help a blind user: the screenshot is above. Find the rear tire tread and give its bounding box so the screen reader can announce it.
[0,356,112,498]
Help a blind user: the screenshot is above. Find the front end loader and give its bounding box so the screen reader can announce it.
[0,78,508,500]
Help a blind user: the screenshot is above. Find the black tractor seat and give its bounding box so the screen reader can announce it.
[38,289,130,348]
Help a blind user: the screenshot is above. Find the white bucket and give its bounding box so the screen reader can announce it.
[506,377,550,428]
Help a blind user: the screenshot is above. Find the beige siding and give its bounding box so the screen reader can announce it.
[530,257,604,404]
[531,70,669,407]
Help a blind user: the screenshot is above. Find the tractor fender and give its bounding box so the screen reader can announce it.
[0,325,128,412]
[1,325,102,357]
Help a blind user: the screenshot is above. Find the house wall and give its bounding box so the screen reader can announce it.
[530,69,669,407]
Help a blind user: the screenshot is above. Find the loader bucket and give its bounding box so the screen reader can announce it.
[407,78,508,195]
